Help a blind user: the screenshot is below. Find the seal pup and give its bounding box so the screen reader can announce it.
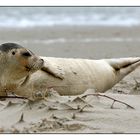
[0,43,44,96]
[16,56,140,99]
[0,43,140,100]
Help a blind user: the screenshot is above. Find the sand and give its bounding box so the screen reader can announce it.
[1,92,140,133]
[0,26,140,133]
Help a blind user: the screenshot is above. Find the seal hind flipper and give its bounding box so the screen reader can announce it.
[107,57,140,70]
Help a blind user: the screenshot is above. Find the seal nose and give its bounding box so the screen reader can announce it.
[40,59,44,64]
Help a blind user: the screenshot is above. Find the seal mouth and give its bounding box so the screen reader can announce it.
[25,65,39,72]
[25,59,44,72]
[25,64,38,72]
[25,66,32,72]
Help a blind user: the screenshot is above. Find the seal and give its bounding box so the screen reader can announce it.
[0,43,140,100]
[16,56,140,99]
[0,43,44,96]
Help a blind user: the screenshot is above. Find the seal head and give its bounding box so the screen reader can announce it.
[0,43,44,94]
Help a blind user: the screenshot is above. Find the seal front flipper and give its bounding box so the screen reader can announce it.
[41,66,64,80]
[41,58,65,80]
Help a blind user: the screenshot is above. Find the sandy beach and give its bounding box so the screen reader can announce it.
[0,26,140,133]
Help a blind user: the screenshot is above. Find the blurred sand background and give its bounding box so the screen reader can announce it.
[1,26,140,58]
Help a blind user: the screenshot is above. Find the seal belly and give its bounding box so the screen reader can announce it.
[53,59,117,95]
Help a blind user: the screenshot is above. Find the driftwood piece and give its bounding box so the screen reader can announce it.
[81,93,135,109]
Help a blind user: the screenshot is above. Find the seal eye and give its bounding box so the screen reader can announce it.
[12,51,15,55]
[22,52,31,57]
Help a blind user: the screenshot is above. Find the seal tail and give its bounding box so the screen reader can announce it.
[107,57,140,76]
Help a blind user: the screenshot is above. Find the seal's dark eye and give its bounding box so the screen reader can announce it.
[12,51,15,55]
[22,52,31,57]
